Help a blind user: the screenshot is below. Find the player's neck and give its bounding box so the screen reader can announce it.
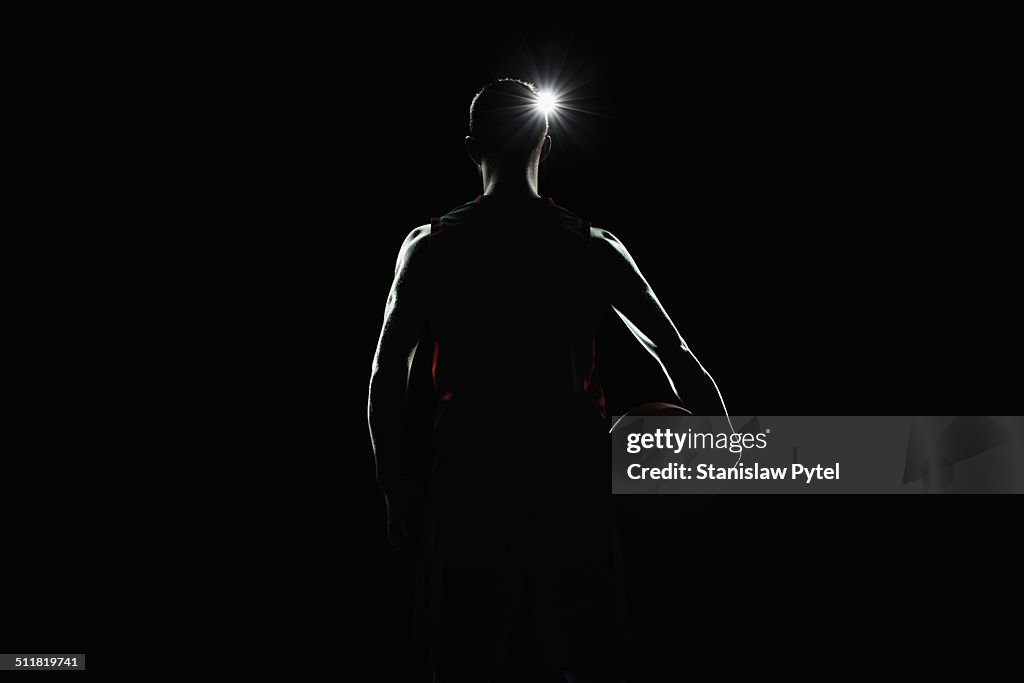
[480,164,541,199]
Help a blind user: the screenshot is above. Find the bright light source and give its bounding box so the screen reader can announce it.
[536,91,558,114]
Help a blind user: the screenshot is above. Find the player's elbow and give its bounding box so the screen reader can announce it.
[660,343,698,374]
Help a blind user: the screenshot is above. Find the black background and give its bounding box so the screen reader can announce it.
[3,17,1018,675]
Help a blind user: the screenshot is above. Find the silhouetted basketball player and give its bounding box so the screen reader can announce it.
[369,79,729,682]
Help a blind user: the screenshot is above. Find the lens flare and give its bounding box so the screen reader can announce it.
[536,91,558,114]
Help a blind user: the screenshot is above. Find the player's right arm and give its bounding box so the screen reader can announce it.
[368,225,430,548]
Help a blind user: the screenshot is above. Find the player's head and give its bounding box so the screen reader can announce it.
[467,78,551,168]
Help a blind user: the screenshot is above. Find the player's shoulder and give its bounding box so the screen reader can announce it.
[589,227,637,269]
[395,224,431,272]
[589,226,627,253]
[404,224,431,244]
[429,199,483,238]
[544,200,593,241]
[589,226,620,244]
[437,199,481,226]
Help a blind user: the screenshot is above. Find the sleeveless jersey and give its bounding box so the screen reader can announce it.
[427,195,607,421]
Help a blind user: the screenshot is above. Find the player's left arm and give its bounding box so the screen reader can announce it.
[592,226,732,423]
[368,225,429,547]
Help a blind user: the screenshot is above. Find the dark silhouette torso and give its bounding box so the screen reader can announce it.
[420,197,622,674]
[428,195,607,421]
